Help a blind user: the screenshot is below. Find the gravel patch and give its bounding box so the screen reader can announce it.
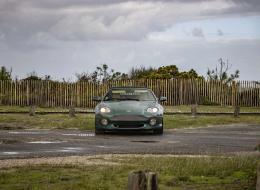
[0,154,237,169]
[1,153,259,169]
[0,123,26,130]
[0,155,122,169]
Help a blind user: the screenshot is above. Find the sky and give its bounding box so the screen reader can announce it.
[0,0,260,81]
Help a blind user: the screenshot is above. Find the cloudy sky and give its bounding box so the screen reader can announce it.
[0,0,260,80]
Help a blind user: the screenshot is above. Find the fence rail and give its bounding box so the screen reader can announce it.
[0,79,259,108]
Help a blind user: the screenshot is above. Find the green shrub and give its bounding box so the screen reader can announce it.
[199,96,221,106]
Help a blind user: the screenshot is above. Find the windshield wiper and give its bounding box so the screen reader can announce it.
[104,98,120,101]
[119,98,140,101]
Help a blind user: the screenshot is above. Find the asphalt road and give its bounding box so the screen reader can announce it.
[0,124,259,159]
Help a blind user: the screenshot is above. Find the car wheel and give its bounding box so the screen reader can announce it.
[154,119,164,135]
[95,129,104,135]
[154,127,163,135]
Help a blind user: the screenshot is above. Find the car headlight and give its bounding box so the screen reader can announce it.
[150,118,157,126]
[147,107,158,113]
[100,107,111,113]
[100,118,108,125]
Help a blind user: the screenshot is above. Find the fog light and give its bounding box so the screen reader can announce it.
[150,118,157,126]
[101,119,108,126]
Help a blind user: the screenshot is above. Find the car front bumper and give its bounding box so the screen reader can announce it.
[95,114,163,131]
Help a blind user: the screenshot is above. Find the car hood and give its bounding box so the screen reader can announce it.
[97,101,160,115]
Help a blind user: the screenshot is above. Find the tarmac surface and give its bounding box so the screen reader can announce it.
[0,124,259,159]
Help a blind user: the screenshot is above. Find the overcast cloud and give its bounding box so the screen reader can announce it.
[0,0,259,80]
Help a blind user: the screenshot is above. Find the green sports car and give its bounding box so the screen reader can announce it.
[93,87,166,135]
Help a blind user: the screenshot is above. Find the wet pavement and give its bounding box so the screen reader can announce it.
[0,124,259,159]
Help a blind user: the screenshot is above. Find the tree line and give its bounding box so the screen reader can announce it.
[0,58,239,84]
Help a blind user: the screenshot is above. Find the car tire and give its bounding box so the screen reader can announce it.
[154,127,163,135]
[154,119,164,135]
[95,129,104,135]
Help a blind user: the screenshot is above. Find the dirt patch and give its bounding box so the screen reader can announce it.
[0,154,220,169]
[131,140,159,143]
[254,144,260,151]
[0,155,122,169]
[0,139,23,144]
[0,123,26,130]
[1,153,258,169]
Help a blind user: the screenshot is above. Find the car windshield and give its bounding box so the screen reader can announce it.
[103,88,156,101]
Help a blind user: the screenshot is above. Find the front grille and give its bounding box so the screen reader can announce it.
[111,115,147,122]
[115,124,144,129]
[114,122,144,129]
[110,115,148,129]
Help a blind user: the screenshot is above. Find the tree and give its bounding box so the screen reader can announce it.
[44,75,52,81]
[96,64,109,82]
[129,65,202,79]
[75,72,92,82]
[157,65,179,78]
[129,66,156,79]
[0,66,12,80]
[179,69,201,79]
[23,71,41,80]
[75,64,129,83]
[129,66,157,79]
[207,58,239,84]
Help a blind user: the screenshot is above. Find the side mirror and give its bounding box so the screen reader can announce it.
[92,96,102,102]
[159,96,167,102]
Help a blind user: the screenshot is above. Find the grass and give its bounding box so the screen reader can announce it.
[164,115,260,129]
[0,155,258,190]
[164,105,260,113]
[0,105,259,113]
[0,106,92,113]
[0,114,93,130]
[0,114,260,130]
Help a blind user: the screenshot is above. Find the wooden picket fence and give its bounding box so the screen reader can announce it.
[0,79,259,108]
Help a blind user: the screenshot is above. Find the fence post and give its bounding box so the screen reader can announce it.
[26,81,30,106]
[234,105,240,117]
[231,81,237,107]
[191,104,197,118]
[128,171,158,190]
[29,105,36,116]
[0,80,2,105]
[146,172,158,190]
[69,106,76,117]
[257,164,260,190]
[76,82,80,107]
[128,171,147,190]
[179,79,183,105]
[233,82,240,117]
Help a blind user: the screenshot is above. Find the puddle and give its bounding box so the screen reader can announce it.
[0,139,22,144]
[9,131,43,135]
[96,145,111,148]
[0,124,25,130]
[57,147,83,152]
[64,147,83,150]
[130,140,159,143]
[2,152,19,155]
[167,141,180,144]
[58,149,72,152]
[28,141,66,144]
[1,151,31,155]
[62,133,95,137]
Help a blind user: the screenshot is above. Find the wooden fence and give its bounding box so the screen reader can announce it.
[0,79,259,108]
